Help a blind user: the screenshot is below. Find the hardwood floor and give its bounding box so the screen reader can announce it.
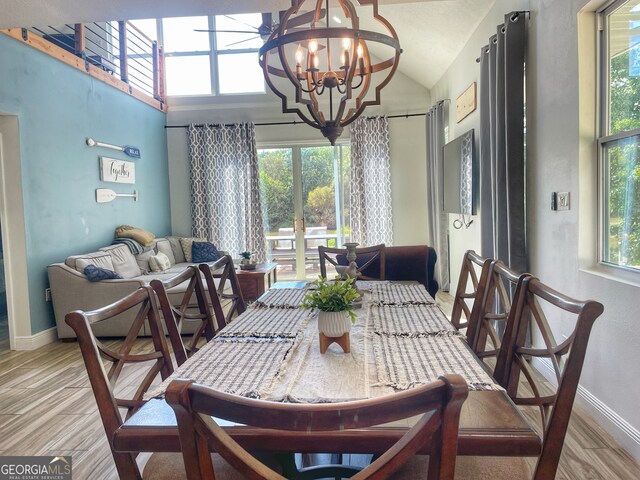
[1,310,639,478]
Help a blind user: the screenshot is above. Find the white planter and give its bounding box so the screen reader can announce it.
[317,311,352,338]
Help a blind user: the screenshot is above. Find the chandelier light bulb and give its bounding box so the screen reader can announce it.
[309,39,318,53]
[342,38,351,50]
[313,54,319,69]
[357,43,364,58]
[295,45,304,65]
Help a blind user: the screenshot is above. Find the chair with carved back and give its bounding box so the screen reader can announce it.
[166,375,468,480]
[465,260,531,367]
[150,265,216,367]
[318,244,386,280]
[450,250,492,330]
[65,286,176,479]
[490,276,605,479]
[199,255,246,329]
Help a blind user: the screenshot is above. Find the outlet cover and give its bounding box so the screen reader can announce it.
[45,287,52,302]
[557,192,570,211]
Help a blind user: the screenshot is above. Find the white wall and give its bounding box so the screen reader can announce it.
[430,0,640,461]
[166,70,431,245]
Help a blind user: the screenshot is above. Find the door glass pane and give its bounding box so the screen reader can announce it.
[602,135,640,270]
[302,147,340,279]
[258,149,297,280]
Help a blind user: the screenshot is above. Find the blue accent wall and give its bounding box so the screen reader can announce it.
[0,34,170,334]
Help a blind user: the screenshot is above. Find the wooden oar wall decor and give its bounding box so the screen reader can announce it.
[86,138,141,159]
[96,188,138,203]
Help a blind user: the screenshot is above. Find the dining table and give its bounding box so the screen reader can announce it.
[112,281,541,459]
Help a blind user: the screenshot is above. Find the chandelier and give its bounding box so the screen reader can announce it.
[259,0,402,145]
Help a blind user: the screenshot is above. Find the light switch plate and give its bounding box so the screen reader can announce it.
[557,192,570,211]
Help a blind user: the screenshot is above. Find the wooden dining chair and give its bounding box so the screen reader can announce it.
[65,286,175,479]
[167,375,468,480]
[199,255,246,329]
[318,244,386,280]
[489,276,605,479]
[150,265,216,367]
[449,250,492,330]
[465,260,531,366]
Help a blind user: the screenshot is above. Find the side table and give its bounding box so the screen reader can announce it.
[236,263,277,302]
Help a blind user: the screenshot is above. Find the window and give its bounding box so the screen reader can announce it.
[600,0,640,272]
[133,14,266,96]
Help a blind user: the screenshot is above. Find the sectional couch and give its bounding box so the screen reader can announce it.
[48,236,212,339]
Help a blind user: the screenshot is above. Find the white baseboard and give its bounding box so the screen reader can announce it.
[531,357,640,462]
[13,327,58,350]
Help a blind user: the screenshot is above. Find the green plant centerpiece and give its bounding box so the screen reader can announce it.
[301,276,360,354]
[239,251,255,270]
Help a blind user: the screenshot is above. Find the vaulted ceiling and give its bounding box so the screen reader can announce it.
[0,0,495,89]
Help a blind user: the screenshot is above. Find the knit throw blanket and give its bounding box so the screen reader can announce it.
[112,237,146,255]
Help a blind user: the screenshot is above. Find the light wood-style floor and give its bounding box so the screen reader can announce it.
[1,301,639,478]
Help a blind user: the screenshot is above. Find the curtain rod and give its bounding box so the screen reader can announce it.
[164,112,428,129]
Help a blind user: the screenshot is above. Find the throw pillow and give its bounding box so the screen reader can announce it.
[167,236,186,263]
[179,237,207,263]
[101,244,142,278]
[135,250,155,275]
[114,225,156,247]
[154,239,176,266]
[191,242,223,263]
[84,264,122,282]
[149,252,171,272]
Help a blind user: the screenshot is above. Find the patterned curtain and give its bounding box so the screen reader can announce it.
[349,116,393,246]
[187,123,266,262]
[425,101,450,291]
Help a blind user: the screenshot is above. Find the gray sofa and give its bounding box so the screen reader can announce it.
[48,236,218,338]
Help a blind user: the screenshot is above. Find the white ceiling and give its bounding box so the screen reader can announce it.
[0,0,495,90]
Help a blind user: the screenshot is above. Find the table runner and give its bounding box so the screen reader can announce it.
[144,339,294,400]
[254,288,308,308]
[368,283,435,306]
[371,304,458,337]
[216,307,312,339]
[372,334,502,391]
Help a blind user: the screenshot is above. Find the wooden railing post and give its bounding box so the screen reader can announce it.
[152,41,160,100]
[74,23,86,56]
[118,20,128,84]
[157,44,166,102]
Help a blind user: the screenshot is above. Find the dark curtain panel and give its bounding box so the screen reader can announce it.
[479,12,527,273]
[426,101,449,290]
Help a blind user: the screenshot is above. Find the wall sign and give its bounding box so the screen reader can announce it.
[456,82,477,123]
[100,157,135,184]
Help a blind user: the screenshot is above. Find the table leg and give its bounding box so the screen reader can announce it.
[319,332,350,354]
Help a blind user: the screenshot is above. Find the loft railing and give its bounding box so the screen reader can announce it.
[26,21,165,104]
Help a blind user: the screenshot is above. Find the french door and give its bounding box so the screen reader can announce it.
[257,144,351,280]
